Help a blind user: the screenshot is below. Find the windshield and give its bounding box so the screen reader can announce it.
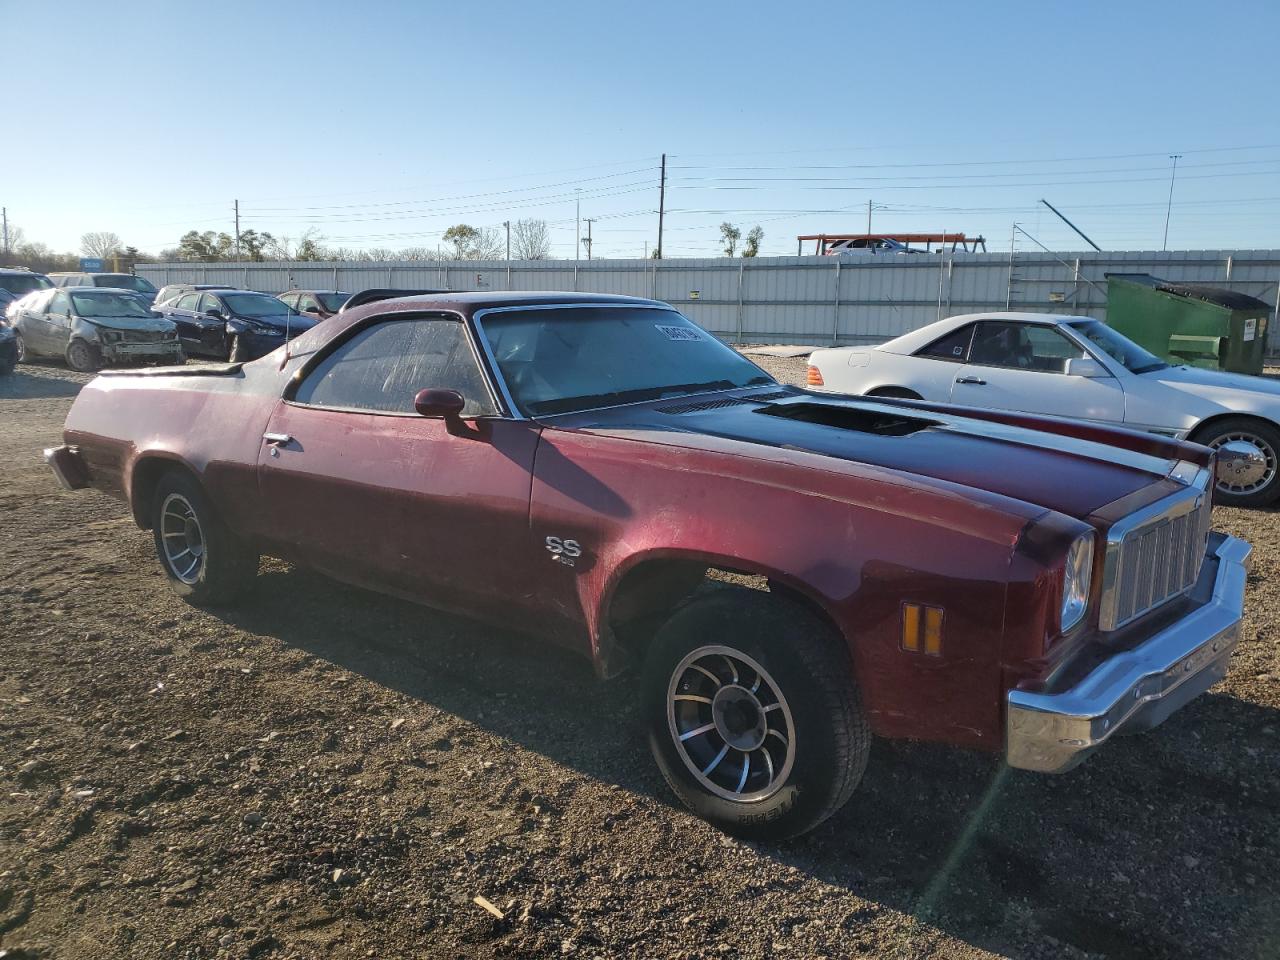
[222,292,299,320]
[1068,320,1169,374]
[317,292,350,312]
[0,274,52,298]
[71,291,156,319]
[96,274,157,294]
[478,306,775,416]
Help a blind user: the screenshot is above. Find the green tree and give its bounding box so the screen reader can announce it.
[719,222,741,257]
[742,225,764,258]
[177,230,233,261]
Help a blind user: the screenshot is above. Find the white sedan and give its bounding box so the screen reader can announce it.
[807,311,1280,507]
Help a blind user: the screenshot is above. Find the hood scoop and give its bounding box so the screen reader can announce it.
[757,402,939,437]
[658,390,792,415]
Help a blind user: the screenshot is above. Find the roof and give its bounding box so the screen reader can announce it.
[1106,273,1272,312]
[332,290,667,330]
[878,311,1092,356]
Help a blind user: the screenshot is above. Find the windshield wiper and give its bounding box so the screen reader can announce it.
[1131,362,1169,374]
[528,378,768,416]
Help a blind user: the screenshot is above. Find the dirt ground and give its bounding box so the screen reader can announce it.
[1,355,1278,960]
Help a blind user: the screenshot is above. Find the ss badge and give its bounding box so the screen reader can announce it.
[545,536,583,567]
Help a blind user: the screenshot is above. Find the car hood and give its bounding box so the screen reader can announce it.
[1142,364,1280,401]
[549,388,1181,520]
[81,315,175,333]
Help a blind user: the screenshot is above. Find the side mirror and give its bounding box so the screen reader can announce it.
[414,388,465,420]
[1065,357,1108,378]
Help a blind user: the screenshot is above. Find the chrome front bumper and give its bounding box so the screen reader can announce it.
[1006,533,1250,774]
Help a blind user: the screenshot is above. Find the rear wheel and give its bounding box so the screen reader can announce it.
[643,588,870,839]
[65,338,99,372]
[151,470,258,605]
[1191,416,1280,507]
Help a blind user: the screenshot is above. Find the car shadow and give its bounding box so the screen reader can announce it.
[0,365,85,399]
[216,564,1280,960]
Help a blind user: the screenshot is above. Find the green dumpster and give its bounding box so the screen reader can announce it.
[1105,273,1273,375]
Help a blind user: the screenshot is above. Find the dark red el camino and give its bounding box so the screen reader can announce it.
[46,292,1250,838]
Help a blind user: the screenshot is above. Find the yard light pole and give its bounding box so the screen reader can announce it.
[503,220,510,260]
[575,189,581,261]
[1162,154,1181,251]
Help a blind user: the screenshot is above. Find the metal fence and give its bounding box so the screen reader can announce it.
[138,249,1280,350]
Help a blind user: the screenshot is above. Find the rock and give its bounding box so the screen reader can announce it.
[390,718,406,731]
[242,812,263,828]
[163,729,186,742]
[1183,855,1200,869]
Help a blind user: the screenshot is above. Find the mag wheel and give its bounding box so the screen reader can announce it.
[65,338,99,372]
[1193,417,1280,507]
[151,471,258,605]
[643,588,870,840]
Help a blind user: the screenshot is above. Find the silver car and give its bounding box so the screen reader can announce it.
[6,288,183,371]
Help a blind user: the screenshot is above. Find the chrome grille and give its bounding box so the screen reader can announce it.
[121,330,170,344]
[1099,476,1213,631]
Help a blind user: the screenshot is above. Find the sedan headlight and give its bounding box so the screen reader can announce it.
[1061,532,1094,632]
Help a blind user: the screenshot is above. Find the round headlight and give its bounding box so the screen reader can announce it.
[1061,531,1094,632]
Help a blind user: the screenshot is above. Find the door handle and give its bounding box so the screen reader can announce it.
[955,376,986,385]
[263,433,293,444]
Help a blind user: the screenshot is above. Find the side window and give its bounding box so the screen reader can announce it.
[198,293,222,314]
[297,295,319,313]
[49,291,71,316]
[177,292,201,311]
[916,324,975,362]
[969,322,1086,374]
[294,318,496,417]
[279,293,298,308]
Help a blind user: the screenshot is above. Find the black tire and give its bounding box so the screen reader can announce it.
[65,338,100,372]
[1190,416,1280,508]
[13,332,25,363]
[0,358,13,376]
[150,470,258,605]
[228,335,248,363]
[642,588,870,840]
[866,386,923,400]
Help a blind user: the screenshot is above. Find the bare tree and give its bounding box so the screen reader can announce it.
[511,218,551,260]
[743,225,764,258]
[719,222,741,257]
[81,231,122,259]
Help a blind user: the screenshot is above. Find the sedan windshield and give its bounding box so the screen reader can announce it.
[478,306,775,416]
[71,291,155,318]
[1068,320,1169,374]
[0,274,52,298]
[96,274,157,295]
[222,292,299,319]
[317,292,351,312]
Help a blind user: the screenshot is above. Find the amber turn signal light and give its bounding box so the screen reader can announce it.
[902,603,944,656]
[806,365,824,386]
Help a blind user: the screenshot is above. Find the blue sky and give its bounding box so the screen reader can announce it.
[5,0,1279,258]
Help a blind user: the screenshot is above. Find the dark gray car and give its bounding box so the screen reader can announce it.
[7,288,183,371]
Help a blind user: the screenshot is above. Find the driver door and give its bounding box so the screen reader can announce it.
[255,314,545,626]
[950,320,1125,424]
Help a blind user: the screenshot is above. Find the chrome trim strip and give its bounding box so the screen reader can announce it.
[1097,468,1211,631]
[1008,534,1250,774]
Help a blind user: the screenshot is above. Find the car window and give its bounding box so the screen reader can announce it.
[50,291,71,315]
[916,324,975,362]
[298,295,319,313]
[968,321,1086,374]
[294,318,496,417]
[199,293,223,314]
[278,293,297,308]
[177,292,201,311]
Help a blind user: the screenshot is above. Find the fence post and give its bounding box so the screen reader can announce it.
[735,262,745,344]
[831,259,842,344]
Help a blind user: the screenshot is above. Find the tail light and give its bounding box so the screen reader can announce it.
[806,365,824,386]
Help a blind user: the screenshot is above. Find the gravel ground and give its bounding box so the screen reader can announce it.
[1,356,1278,960]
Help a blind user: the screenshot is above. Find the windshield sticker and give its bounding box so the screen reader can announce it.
[656,325,702,342]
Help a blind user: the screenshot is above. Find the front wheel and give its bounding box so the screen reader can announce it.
[642,588,870,840]
[1191,416,1280,508]
[13,332,26,363]
[228,335,248,363]
[65,338,99,372]
[151,470,258,605]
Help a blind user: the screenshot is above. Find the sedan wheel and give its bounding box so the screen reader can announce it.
[14,332,25,363]
[65,339,99,372]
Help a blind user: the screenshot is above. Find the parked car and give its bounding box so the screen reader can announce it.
[277,289,352,320]
[7,288,182,370]
[49,272,161,302]
[155,289,315,361]
[808,311,1280,507]
[153,283,238,308]
[0,320,17,374]
[46,291,1249,839]
[0,267,53,307]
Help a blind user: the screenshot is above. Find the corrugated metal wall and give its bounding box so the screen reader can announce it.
[138,249,1280,349]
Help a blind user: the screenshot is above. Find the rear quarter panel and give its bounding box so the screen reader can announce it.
[529,426,1048,749]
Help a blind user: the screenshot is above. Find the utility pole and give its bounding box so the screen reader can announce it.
[503,220,511,260]
[657,153,666,260]
[583,218,595,260]
[234,199,241,258]
[575,189,581,261]
[1,207,8,258]
[1162,154,1182,251]
[866,199,872,237]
